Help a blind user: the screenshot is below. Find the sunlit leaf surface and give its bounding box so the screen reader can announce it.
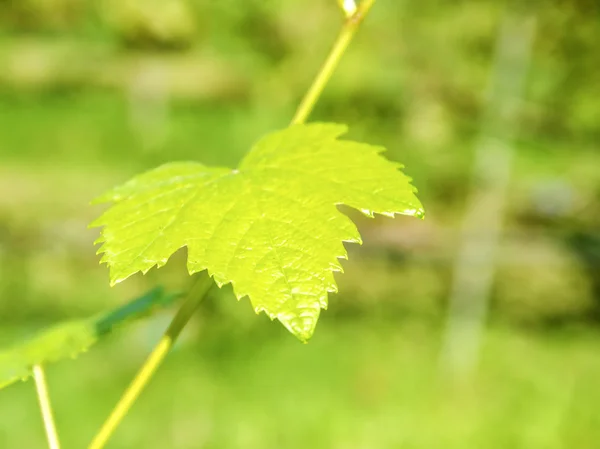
[92,123,423,341]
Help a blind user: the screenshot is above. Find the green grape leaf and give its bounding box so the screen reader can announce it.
[0,287,179,390]
[92,123,424,341]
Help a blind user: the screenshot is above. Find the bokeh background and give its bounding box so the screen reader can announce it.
[0,0,599,448]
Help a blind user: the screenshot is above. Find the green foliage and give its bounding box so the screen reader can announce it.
[92,123,423,341]
[0,287,178,390]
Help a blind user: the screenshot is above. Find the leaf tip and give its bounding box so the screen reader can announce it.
[109,273,130,287]
[278,311,319,343]
[407,207,425,220]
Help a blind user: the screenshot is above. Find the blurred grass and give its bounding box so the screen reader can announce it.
[0,320,599,449]
[0,80,598,449]
[0,0,599,447]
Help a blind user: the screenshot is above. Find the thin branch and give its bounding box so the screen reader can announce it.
[291,0,377,125]
[33,365,61,449]
[87,275,212,449]
[88,2,378,447]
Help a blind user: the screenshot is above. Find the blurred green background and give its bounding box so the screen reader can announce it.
[0,0,599,448]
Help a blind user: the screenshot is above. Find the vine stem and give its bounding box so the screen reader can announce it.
[291,0,377,125]
[33,364,61,449]
[87,2,377,448]
[87,276,212,449]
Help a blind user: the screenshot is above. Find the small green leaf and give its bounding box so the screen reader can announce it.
[92,123,424,341]
[0,322,96,390]
[0,287,178,390]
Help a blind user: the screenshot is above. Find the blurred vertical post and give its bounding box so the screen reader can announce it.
[440,8,537,380]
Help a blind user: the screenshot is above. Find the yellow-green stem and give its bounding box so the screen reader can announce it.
[291,0,377,125]
[87,3,376,447]
[87,276,212,449]
[33,365,61,449]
